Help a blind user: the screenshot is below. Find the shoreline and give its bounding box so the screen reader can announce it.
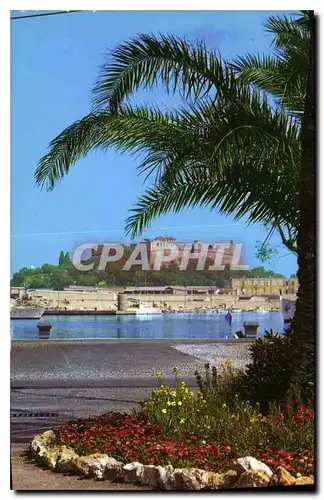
[11,337,254,347]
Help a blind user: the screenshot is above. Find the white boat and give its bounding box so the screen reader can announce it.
[280,296,296,323]
[10,307,45,319]
[136,302,162,315]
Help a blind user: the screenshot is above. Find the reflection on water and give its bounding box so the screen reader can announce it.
[11,312,285,340]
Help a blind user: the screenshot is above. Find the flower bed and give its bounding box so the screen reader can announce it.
[49,411,314,476]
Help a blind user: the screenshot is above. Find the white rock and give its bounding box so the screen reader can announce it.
[236,470,271,488]
[91,456,123,480]
[142,465,162,488]
[56,446,79,473]
[71,456,94,476]
[122,462,145,483]
[104,457,124,481]
[42,446,62,470]
[172,468,220,490]
[158,465,175,490]
[236,456,273,478]
[41,430,55,442]
[89,456,111,480]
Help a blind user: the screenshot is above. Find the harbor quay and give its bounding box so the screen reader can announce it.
[13,285,296,313]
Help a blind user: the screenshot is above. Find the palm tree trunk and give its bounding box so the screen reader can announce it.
[290,11,316,385]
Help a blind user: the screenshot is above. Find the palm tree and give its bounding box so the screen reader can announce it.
[35,13,310,255]
[35,12,314,384]
[290,12,315,387]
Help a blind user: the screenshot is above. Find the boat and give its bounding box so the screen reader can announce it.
[136,303,162,315]
[280,296,296,323]
[11,307,45,320]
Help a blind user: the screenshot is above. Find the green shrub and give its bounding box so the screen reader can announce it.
[236,331,295,413]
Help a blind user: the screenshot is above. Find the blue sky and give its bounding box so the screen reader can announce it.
[11,10,298,276]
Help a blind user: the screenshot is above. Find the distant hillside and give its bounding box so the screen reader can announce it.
[11,250,287,290]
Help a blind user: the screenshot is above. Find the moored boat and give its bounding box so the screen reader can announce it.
[11,307,45,319]
[136,302,162,315]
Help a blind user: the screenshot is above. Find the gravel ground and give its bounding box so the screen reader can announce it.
[171,343,251,370]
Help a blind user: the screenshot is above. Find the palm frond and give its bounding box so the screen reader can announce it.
[232,11,311,115]
[125,158,298,239]
[35,112,112,190]
[92,33,230,110]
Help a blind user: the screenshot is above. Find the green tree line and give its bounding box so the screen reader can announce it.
[11,250,288,290]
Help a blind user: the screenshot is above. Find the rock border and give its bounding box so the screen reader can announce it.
[30,430,314,490]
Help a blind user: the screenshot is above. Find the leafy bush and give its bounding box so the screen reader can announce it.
[235,331,295,413]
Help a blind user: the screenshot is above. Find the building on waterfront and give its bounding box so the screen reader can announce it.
[123,285,222,295]
[10,286,29,300]
[229,277,298,296]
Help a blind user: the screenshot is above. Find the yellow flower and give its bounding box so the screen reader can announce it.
[155,370,162,378]
[170,391,177,398]
[250,418,256,423]
[171,366,178,374]
[178,401,183,406]
[179,418,185,424]
[171,401,176,406]
[185,388,189,394]
[161,408,167,414]
[166,401,172,406]
[222,403,227,408]
[221,361,226,368]
[227,360,232,367]
[180,381,187,387]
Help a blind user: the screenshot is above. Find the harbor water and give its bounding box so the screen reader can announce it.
[11,311,284,340]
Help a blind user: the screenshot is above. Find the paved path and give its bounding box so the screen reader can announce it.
[11,341,208,380]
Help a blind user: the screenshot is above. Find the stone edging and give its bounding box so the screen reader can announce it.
[30,430,314,490]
